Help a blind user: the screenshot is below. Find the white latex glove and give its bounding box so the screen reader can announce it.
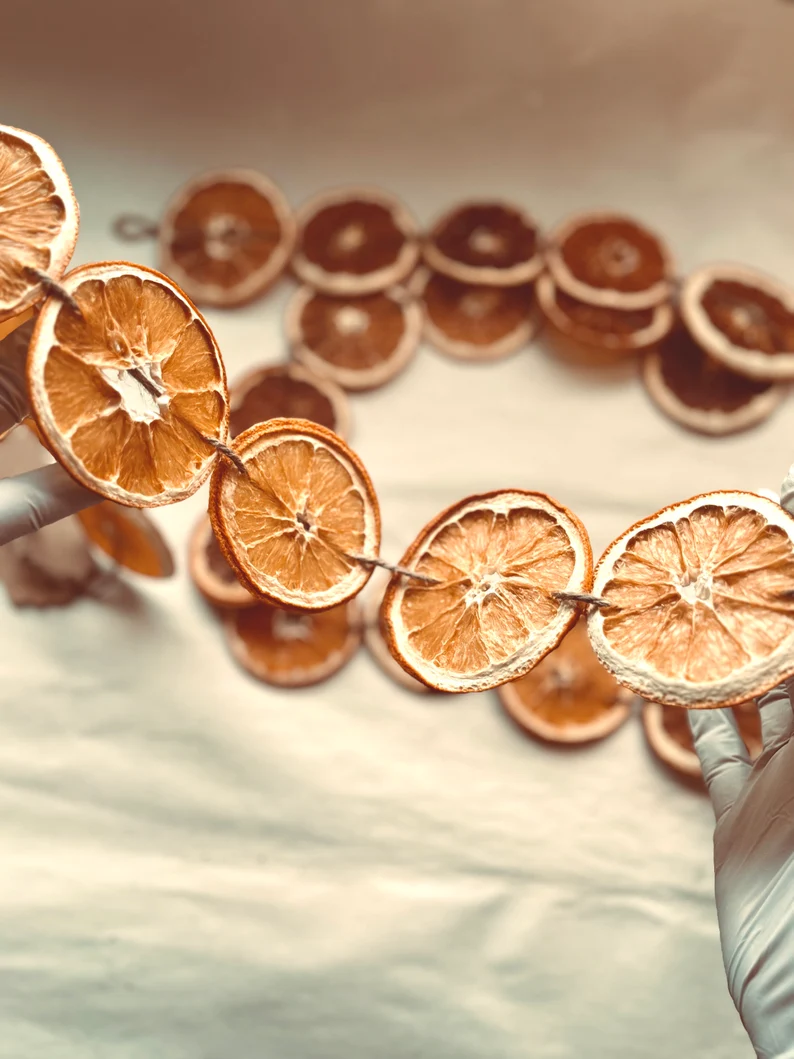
[689,468,794,1059]
[0,318,100,545]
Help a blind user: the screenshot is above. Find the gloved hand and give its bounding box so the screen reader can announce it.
[689,467,794,1059]
[0,318,100,545]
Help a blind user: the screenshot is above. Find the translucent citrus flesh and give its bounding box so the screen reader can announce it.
[433,205,537,268]
[400,506,576,677]
[231,369,337,437]
[42,273,225,498]
[225,435,367,596]
[231,603,354,681]
[701,280,794,356]
[560,220,665,294]
[170,181,282,289]
[77,502,172,576]
[205,526,241,586]
[424,275,531,345]
[300,292,404,367]
[601,506,794,683]
[656,328,772,411]
[301,201,404,275]
[0,130,68,313]
[505,621,626,729]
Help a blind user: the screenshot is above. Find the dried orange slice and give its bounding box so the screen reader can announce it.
[362,568,432,694]
[642,325,783,436]
[0,125,79,325]
[642,700,762,779]
[159,169,295,308]
[497,618,633,743]
[546,212,673,310]
[680,264,794,380]
[230,362,350,439]
[382,490,592,693]
[588,492,794,708]
[27,261,229,507]
[414,269,536,361]
[423,201,543,286]
[210,417,380,610]
[77,501,174,577]
[536,273,674,356]
[224,598,361,687]
[189,514,255,609]
[285,285,421,390]
[292,187,419,295]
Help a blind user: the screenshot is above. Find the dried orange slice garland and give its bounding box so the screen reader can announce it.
[588,492,794,708]
[362,568,433,694]
[159,168,295,308]
[189,514,256,609]
[27,262,229,507]
[642,326,783,437]
[424,201,543,287]
[381,491,593,693]
[77,501,174,577]
[498,619,632,743]
[415,269,537,361]
[0,125,79,331]
[292,187,420,295]
[223,599,362,688]
[229,362,349,439]
[286,285,422,390]
[210,418,380,610]
[680,264,794,381]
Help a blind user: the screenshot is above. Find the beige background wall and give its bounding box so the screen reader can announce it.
[3,0,793,1054]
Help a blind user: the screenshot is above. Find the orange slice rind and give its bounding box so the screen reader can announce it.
[362,567,433,694]
[209,417,381,611]
[0,125,79,324]
[382,490,593,693]
[589,492,794,708]
[498,618,633,743]
[642,700,762,779]
[27,261,229,508]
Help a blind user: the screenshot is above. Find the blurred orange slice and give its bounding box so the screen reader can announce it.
[537,273,673,356]
[189,514,256,609]
[0,125,79,327]
[224,598,362,687]
[642,700,762,780]
[27,261,229,507]
[680,264,794,380]
[362,568,433,694]
[588,492,794,708]
[383,490,592,693]
[159,168,295,308]
[415,269,536,361]
[546,212,673,310]
[424,200,543,286]
[498,618,633,743]
[77,501,174,577]
[292,186,419,295]
[642,325,783,436]
[230,361,350,439]
[286,285,421,390]
[210,417,380,610]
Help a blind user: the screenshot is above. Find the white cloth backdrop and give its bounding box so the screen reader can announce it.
[3,0,794,1054]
